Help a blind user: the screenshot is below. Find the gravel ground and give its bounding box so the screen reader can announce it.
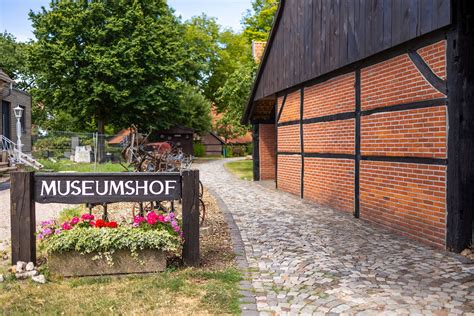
[0,187,72,251]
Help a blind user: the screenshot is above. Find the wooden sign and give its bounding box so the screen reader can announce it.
[34,172,181,204]
[11,170,199,267]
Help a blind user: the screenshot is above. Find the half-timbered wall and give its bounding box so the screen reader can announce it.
[275,38,448,248]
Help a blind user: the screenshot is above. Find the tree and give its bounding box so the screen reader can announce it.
[215,62,256,142]
[29,0,205,161]
[205,30,251,106]
[0,32,35,90]
[242,0,279,43]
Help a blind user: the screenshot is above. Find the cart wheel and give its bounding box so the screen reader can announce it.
[199,198,206,226]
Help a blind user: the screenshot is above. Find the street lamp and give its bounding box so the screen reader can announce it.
[13,106,24,162]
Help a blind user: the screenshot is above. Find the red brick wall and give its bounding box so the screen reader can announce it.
[361,106,447,158]
[274,40,448,248]
[360,161,446,248]
[303,73,355,118]
[359,40,448,247]
[417,40,446,80]
[277,125,300,152]
[304,158,354,213]
[259,124,276,180]
[304,120,355,154]
[277,155,301,196]
[279,90,300,123]
[361,53,445,111]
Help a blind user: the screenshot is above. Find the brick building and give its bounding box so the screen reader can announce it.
[242,1,474,252]
[0,69,33,153]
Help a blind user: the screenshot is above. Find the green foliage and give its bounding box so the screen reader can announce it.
[193,143,206,157]
[34,136,71,159]
[58,207,83,223]
[246,142,253,155]
[177,84,212,134]
[182,14,220,89]
[29,1,210,134]
[242,0,280,43]
[215,62,256,141]
[43,227,181,256]
[38,159,128,173]
[0,32,34,90]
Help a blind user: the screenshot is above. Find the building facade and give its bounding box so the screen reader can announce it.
[0,70,32,153]
[243,0,474,252]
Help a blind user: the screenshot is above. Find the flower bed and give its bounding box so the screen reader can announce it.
[38,211,183,277]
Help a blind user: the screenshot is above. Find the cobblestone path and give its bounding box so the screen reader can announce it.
[197,159,474,315]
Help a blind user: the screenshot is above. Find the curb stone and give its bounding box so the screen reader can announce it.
[207,187,259,314]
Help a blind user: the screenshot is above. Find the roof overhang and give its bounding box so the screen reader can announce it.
[241,0,286,125]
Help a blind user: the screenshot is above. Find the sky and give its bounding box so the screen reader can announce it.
[0,0,252,42]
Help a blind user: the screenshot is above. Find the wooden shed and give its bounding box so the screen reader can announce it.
[152,125,194,156]
[202,132,224,156]
[242,0,474,252]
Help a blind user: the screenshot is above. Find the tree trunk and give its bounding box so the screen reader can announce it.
[97,118,106,163]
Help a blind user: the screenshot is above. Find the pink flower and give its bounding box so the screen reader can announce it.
[134,216,146,224]
[62,222,72,230]
[157,214,165,223]
[70,217,80,225]
[147,212,158,225]
[81,214,94,221]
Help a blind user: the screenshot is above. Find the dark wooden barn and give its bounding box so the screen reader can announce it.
[243,0,474,252]
[152,125,194,156]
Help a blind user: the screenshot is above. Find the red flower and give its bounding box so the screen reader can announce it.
[95,219,106,228]
[106,221,118,228]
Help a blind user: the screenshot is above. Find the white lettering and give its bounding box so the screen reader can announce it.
[41,181,56,196]
[57,181,71,196]
[82,180,94,196]
[109,181,124,195]
[96,180,109,196]
[135,180,148,196]
[124,181,135,195]
[149,181,164,195]
[165,180,177,195]
[70,180,81,195]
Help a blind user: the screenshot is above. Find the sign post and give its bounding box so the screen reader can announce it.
[10,171,36,264]
[10,171,200,266]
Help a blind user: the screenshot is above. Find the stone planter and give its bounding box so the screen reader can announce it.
[48,249,166,277]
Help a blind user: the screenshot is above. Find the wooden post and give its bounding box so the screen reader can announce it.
[446,0,474,252]
[181,170,200,266]
[10,171,36,265]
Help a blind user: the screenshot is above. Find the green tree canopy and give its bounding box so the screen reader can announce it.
[242,0,279,43]
[29,0,209,136]
[0,32,34,90]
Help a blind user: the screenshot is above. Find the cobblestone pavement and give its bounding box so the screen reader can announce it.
[197,159,474,315]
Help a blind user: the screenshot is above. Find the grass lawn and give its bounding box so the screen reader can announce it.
[0,268,241,315]
[224,160,253,181]
[39,159,129,173]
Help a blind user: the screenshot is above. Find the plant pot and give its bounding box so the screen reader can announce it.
[48,249,166,277]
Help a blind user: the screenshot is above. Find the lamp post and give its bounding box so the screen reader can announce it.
[13,106,24,163]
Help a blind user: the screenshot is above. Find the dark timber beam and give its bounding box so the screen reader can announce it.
[408,51,447,94]
[354,70,361,219]
[252,124,260,181]
[446,0,474,252]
